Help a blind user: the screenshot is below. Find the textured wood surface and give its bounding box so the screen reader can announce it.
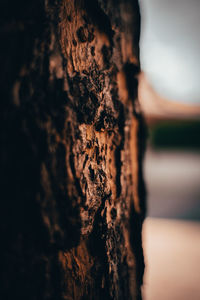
[0,1,146,299]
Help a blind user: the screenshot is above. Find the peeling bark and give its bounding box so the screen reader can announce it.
[0,1,146,299]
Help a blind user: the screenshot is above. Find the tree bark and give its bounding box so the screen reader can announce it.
[0,1,146,299]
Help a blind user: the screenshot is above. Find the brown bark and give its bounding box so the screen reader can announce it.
[0,1,146,299]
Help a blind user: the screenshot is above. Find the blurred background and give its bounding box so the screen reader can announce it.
[138,0,200,299]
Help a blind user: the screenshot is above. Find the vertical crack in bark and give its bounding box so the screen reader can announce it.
[115,104,125,199]
[69,129,86,205]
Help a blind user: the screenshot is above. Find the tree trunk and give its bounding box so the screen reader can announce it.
[0,1,146,299]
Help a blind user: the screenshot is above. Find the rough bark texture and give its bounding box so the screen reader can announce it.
[0,1,146,299]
